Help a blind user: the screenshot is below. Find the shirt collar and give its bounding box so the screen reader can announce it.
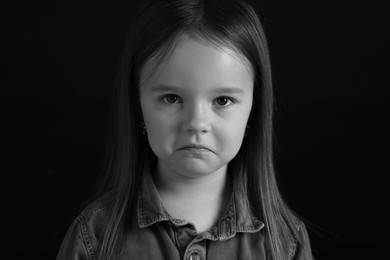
[137,168,264,239]
[137,168,170,228]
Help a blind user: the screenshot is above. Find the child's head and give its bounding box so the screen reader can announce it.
[139,35,254,179]
[120,0,273,176]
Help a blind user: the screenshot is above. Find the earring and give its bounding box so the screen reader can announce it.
[139,122,147,135]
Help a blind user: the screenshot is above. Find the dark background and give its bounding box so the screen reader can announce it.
[2,0,389,259]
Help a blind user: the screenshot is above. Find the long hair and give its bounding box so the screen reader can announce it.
[96,0,303,259]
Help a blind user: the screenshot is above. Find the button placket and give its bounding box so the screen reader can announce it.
[184,239,206,260]
[189,251,201,260]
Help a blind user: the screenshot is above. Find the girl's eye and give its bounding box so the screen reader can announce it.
[214,97,233,107]
[162,94,181,104]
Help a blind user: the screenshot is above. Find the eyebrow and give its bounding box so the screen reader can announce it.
[150,84,181,92]
[212,87,244,95]
[150,84,245,94]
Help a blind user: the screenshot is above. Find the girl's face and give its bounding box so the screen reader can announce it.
[140,36,253,179]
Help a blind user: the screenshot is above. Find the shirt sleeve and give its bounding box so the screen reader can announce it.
[293,222,314,260]
[56,218,93,260]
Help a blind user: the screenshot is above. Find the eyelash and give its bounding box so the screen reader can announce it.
[161,94,235,108]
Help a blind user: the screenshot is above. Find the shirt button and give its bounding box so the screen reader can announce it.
[189,251,201,260]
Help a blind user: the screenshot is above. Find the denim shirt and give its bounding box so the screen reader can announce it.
[56,171,313,260]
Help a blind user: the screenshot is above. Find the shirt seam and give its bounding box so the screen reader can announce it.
[77,216,97,260]
[288,237,297,260]
[288,219,304,260]
[81,199,115,219]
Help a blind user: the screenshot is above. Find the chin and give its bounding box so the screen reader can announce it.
[175,161,226,178]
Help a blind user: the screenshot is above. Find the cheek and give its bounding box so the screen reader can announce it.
[146,112,176,134]
[222,106,251,150]
[217,118,247,151]
[144,112,177,153]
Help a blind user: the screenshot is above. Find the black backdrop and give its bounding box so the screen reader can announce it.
[2,0,389,259]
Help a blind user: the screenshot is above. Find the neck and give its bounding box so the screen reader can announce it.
[155,163,229,203]
[154,163,232,233]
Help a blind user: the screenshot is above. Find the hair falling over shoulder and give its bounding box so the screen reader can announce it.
[95,0,305,259]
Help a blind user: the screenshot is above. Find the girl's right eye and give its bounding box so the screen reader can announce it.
[162,94,181,104]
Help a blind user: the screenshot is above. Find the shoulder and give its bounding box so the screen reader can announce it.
[56,190,118,260]
[77,189,118,222]
[76,189,118,243]
[288,219,314,260]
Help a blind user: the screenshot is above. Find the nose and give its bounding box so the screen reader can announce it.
[182,102,211,135]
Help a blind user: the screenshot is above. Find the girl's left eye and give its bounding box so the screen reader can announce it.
[214,97,233,107]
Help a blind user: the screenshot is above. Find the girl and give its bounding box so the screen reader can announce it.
[57,0,313,259]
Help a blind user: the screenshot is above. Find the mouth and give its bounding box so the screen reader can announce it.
[178,144,214,153]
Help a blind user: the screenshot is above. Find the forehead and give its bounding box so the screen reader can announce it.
[140,35,254,89]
